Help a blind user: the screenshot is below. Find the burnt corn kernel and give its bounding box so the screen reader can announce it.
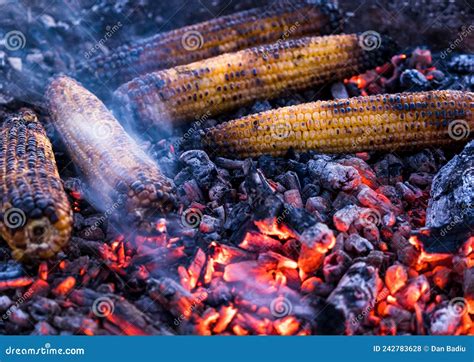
[78,0,343,87]
[114,33,397,132]
[203,90,474,158]
[0,109,73,261]
[46,76,177,223]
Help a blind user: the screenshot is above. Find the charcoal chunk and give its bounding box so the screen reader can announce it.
[427,141,474,228]
[180,150,217,189]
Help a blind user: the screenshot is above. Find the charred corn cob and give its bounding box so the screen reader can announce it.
[0,109,72,261]
[114,33,397,132]
[78,0,342,87]
[203,90,474,158]
[46,76,177,225]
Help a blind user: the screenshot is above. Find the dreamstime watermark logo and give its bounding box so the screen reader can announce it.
[181,208,203,228]
[351,126,374,150]
[351,288,390,326]
[92,122,113,139]
[270,296,293,318]
[439,212,471,237]
[181,31,204,51]
[83,199,124,238]
[92,296,115,317]
[276,203,296,225]
[84,22,122,59]
[448,119,470,141]
[448,297,468,317]
[261,21,300,60]
[5,342,85,356]
[440,25,474,59]
[439,196,473,237]
[173,110,212,150]
[270,122,292,140]
[3,208,26,229]
[173,289,208,326]
[358,31,381,51]
[2,30,26,51]
[2,287,33,320]
[358,209,382,228]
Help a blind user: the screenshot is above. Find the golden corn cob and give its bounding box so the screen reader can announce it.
[203,90,474,158]
[0,109,73,261]
[78,0,342,87]
[114,33,397,132]
[46,76,177,225]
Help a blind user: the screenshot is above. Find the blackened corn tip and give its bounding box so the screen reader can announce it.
[0,109,73,261]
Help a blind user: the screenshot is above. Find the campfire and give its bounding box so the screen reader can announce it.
[0,0,472,337]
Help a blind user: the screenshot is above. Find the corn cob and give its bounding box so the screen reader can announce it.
[114,33,397,133]
[0,109,72,261]
[78,0,342,87]
[46,76,177,226]
[203,90,474,158]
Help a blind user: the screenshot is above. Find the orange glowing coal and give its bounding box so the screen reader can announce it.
[156,219,167,233]
[106,314,148,336]
[38,262,48,281]
[254,219,294,240]
[274,316,300,335]
[463,237,474,256]
[70,190,82,200]
[195,309,220,335]
[345,75,368,89]
[214,306,238,333]
[210,241,249,265]
[408,235,452,268]
[54,173,471,337]
[179,248,206,290]
[0,277,33,290]
[100,236,131,270]
[53,276,76,296]
[239,231,283,253]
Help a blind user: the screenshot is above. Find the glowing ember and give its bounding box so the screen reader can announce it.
[100,236,132,270]
[186,248,206,290]
[385,264,408,294]
[210,242,250,265]
[38,262,48,281]
[239,231,283,253]
[408,236,452,268]
[213,306,238,334]
[106,314,149,336]
[254,219,294,240]
[70,190,82,200]
[274,316,300,335]
[0,278,33,290]
[53,276,76,296]
[156,219,167,233]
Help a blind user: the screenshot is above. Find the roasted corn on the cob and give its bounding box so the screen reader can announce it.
[78,0,342,87]
[203,90,474,158]
[0,109,72,261]
[115,33,397,133]
[46,76,177,225]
